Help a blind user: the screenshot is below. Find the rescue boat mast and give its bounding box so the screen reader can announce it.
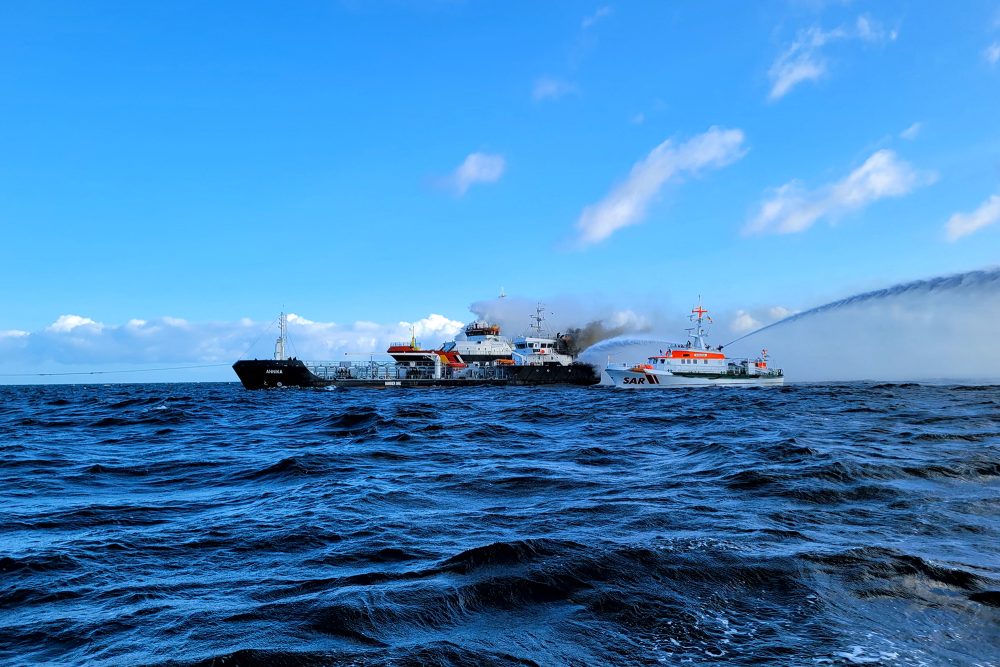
[685,299,712,350]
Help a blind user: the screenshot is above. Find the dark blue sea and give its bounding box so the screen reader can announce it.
[1,382,998,666]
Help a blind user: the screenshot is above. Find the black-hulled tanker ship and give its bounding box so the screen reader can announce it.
[233,308,600,389]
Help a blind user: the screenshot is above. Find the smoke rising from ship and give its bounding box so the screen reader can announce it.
[582,268,1000,382]
[560,321,647,355]
[468,295,653,347]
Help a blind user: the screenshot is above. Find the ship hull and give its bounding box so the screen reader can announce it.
[232,359,330,390]
[233,359,599,389]
[505,363,600,386]
[605,368,784,388]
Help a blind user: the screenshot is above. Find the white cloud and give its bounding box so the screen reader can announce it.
[575,126,747,247]
[1,329,29,338]
[746,149,934,235]
[731,310,762,333]
[855,15,895,42]
[945,194,1000,242]
[407,313,464,339]
[768,15,894,100]
[985,42,1000,66]
[630,112,646,125]
[768,306,794,320]
[899,122,922,140]
[533,77,577,102]
[769,56,826,100]
[446,152,506,196]
[47,314,103,333]
[287,313,317,325]
[729,305,797,334]
[582,6,613,30]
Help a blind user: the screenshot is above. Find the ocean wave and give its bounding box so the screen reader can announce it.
[1,382,998,665]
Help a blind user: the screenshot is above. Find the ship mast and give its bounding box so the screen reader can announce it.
[687,297,711,350]
[529,303,547,336]
[274,311,287,361]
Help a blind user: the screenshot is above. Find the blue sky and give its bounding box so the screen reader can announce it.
[1,1,999,378]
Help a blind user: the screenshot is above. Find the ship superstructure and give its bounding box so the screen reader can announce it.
[440,321,515,363]
[604,302,784,388]
[511,304,575,367]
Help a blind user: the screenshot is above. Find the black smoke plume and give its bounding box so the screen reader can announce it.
[559,320,644,356]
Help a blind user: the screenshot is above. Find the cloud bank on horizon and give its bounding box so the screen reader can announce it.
[0,313,464,373]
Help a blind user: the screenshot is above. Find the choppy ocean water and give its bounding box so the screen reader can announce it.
[0,382,998,666]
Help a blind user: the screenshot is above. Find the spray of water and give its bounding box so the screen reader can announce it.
[581,268,1000,382]
[724,268,1000,349]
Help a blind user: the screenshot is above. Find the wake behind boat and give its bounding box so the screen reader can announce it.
[605,302,784,388]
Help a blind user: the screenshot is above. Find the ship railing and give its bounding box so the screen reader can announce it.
[304,360,514,381]
[726,361,783,377]
[304,360,398,380]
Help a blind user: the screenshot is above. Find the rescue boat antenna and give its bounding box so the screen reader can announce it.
[274,311,287,361]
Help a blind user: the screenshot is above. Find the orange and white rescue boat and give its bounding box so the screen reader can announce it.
[605,303,784,388]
